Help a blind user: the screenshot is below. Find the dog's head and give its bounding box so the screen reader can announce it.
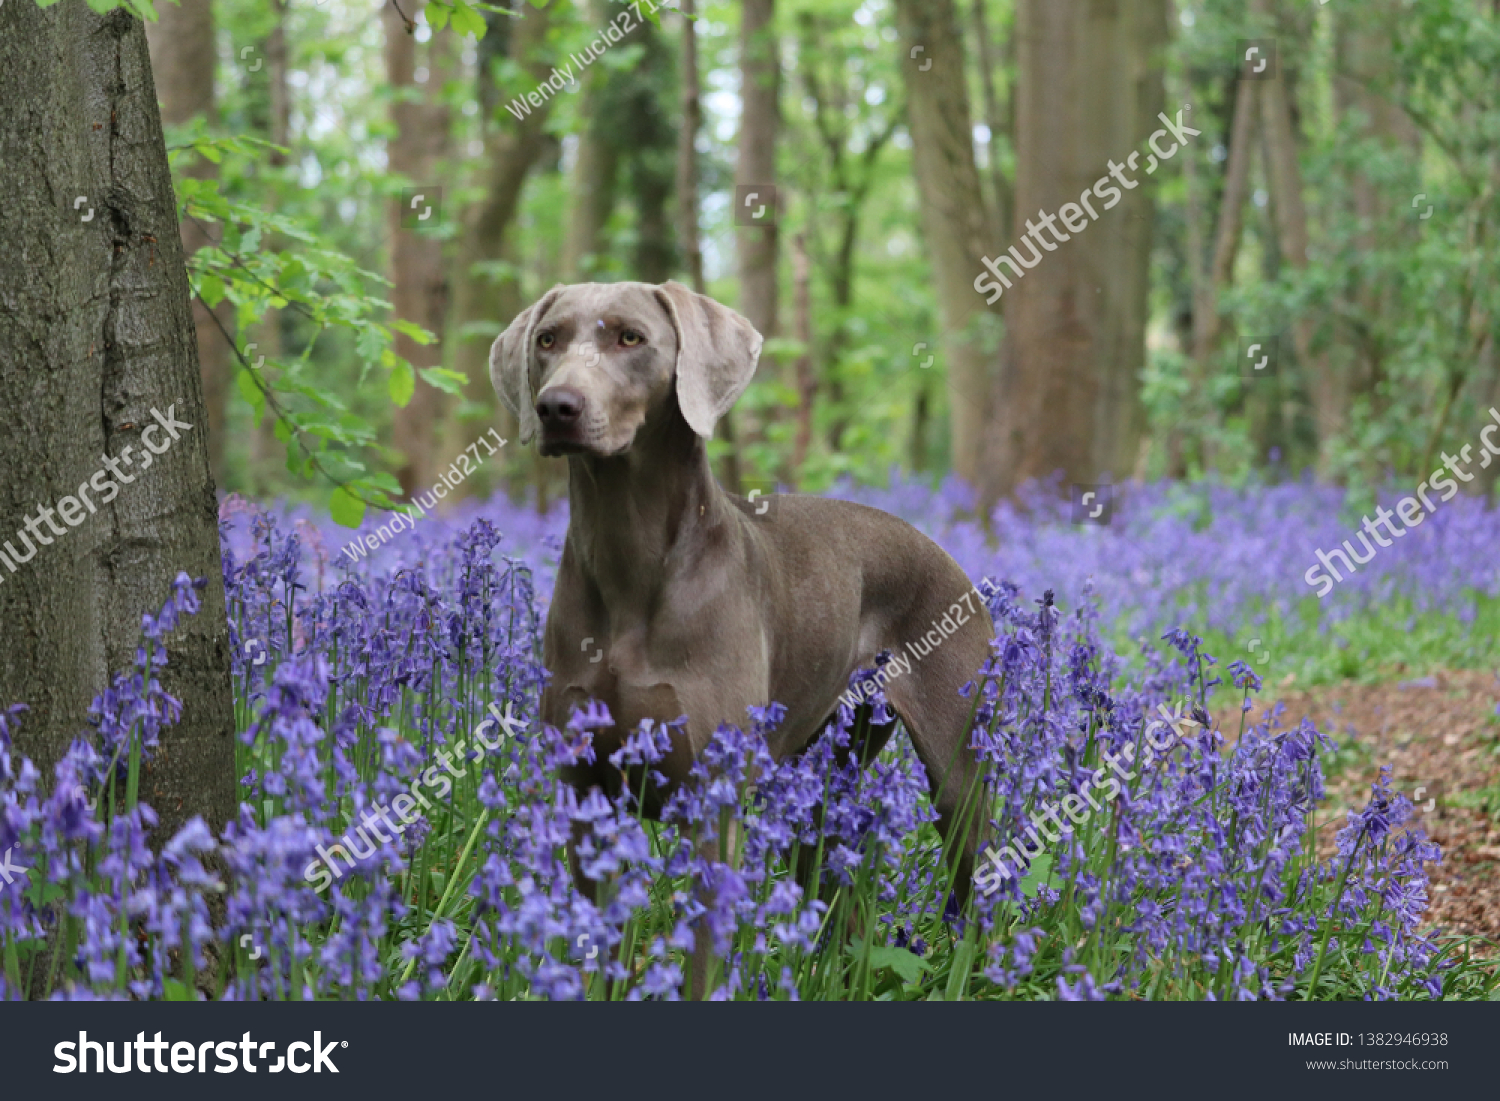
[489,281,763,457]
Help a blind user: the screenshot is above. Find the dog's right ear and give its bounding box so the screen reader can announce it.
[490,285,565,446]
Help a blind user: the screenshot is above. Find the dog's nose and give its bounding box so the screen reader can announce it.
[536,386,585,427]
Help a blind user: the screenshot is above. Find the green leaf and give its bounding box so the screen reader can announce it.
[329,487,366,529]
[418,366,469,396]
[356,326,387,364]
[426,1,450,30]
[866,945,932,984]
[451,1,488,38]
[392,319,437,345]
[1018,853,1053,899]
[199,274,226,308]
[162,979,196,1001]
[364,471,405,495]
[945,927,976,1001]
[236,370,266,418]
[389,361,416,407]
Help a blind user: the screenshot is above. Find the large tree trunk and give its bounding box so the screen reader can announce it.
[447,2,555,499]
[146,0,231,491]
[980,0,1168,504]
[385,0,454,498]
[0,3,237,843]
[893,0,997,486]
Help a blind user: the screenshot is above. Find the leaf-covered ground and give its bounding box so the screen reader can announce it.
[1255,670,1500,948]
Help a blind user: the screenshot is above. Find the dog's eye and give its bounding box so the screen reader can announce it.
[537,332,555,350]
[620,330,643,347]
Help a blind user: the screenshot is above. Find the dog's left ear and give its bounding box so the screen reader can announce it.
[653,281,763,438]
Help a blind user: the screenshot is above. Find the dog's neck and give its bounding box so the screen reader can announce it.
[563,402,735,614]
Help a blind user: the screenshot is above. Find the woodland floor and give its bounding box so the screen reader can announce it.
[1249,669,1500,956]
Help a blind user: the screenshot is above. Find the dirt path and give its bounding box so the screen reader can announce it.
[1248,669,1500,949]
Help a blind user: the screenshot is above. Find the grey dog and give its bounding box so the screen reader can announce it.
[491,281,992,987]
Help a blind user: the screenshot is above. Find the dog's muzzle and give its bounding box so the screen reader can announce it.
[537,385,589,454]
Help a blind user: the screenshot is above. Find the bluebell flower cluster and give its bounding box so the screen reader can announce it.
[0,490,1475,1001]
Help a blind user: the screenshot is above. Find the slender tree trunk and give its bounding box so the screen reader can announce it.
[726,0,780,496]
[0,2,237,842]
[1253,0,1339,470]
[1477,334,1500,503]
[730,0,780,491]
[563,133,618,282]
[675,0,741,490]
[447,2,554,499]
[563,0,622,282]
[796,10,897,458]
[146,0,231,491]
[1178,80,1257,474]
[385,0,454,498]
[911,377,933,472]
[624,16,676,285]
[736,0,780,350]
[249,0,291,496]
[892,0,998,486]
[1196,83,1256,369]
[676,0,705,294]
[980,0,1168,505]
[790,232,815,481]
[267,1,291,169]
